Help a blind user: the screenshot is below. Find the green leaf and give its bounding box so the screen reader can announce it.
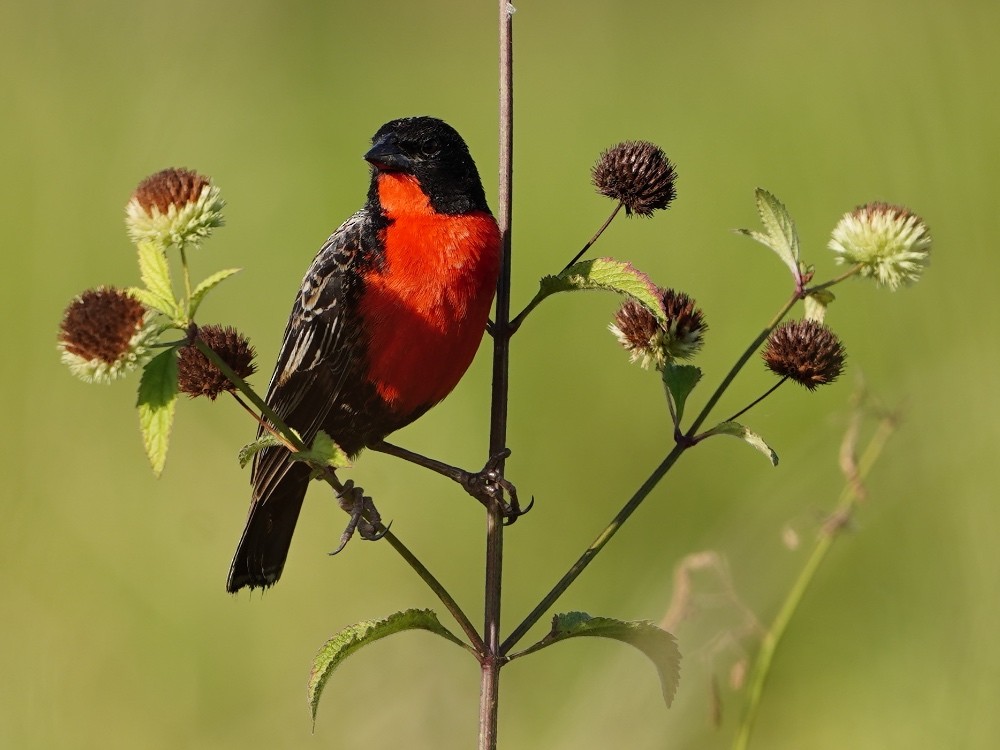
[136,348,179,476]
[662,363,702,424]
[703,420,779,466]
[127,286,175,318]
[136,240,178,319]
[189,267,241,317]
[735,189,801,282]
[238,434,283,469]
[308,609,470,724]
[536,258,667,322]
[292,430,351,473]
[511,612,681,708]
[804,288,835,323]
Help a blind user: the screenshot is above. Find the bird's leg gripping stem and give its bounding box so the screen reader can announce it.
[329,479,387,555]
[466,449,533,525]
[370,442,531,524]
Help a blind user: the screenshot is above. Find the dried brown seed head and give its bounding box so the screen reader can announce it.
[763,320,846,390]
[58,287,157,383]
[592,141,677,217]
[178,325,257,400]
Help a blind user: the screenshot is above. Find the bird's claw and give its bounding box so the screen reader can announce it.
[329,480,386,555]
[463,449,531,525]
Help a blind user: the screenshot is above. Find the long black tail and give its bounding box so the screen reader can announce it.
[226,460,311,592]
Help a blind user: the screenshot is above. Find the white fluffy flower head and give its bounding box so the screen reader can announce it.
[828,202,931,290]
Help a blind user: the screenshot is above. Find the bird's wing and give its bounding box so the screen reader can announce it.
[249,210,369,499]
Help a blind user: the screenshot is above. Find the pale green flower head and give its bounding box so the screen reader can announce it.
[828,202,931,290]
[125,168,225,249]
[58,287,160,384]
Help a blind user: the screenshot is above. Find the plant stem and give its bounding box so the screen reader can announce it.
[807,263,862,294]
[499,266,859,658]
[194,338,300,448]
[732,410,898,750]
[509,203,624,333]
[562,202,623,272]
[479,2,514,748]
[501,442,687,655]
[179,245,193,319]
[381,530,485,654]
[687,291,799,436]
[690,264,866,437]
[713,378,788,429]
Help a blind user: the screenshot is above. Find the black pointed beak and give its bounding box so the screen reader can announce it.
[364,136,413,172]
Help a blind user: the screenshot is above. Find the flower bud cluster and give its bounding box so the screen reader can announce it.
[610,288,707,370]
[828,202,930,290]
[58,287,158,383]
[125,168,225,249]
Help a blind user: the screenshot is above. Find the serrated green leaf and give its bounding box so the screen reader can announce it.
[127,286,175,318]
[735,189,801,282]
[136,240,177,318]
[189,267,241,317]
[238,434,283,469]
[292,430,351,473]
[537,258,668,322]
[703,420,779,466]
[754,188,800,267]
[734,228,775,251]
[308,609,470,724]
[511,612,681,707]
[136,348,179,476]
[804,288,835,323]
[662,363,702,424]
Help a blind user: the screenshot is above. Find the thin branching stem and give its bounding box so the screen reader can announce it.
[502,267,863,655]
[562,201,623,271]
[686,291,800,437]
[194,338,300,448]
[714,377,788,428]
[688,267,863,437]
[501,442,687,655]
[509,203,624,333]
[228,392,294,450]
[807,263,862,294]
[380,531,485,654]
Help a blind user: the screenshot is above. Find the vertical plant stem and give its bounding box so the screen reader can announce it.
[479,2,513,749]
[732,414,897,750]
[179,246,193,318]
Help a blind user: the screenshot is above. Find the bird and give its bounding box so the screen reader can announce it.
[227,116,501,592]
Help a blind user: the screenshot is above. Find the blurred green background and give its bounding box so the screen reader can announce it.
[3,0,997,747]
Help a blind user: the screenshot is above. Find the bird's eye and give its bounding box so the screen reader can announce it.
[420,138,441,158]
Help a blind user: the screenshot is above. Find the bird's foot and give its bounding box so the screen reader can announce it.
[462,449,533,526]
[329,480,388,555]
